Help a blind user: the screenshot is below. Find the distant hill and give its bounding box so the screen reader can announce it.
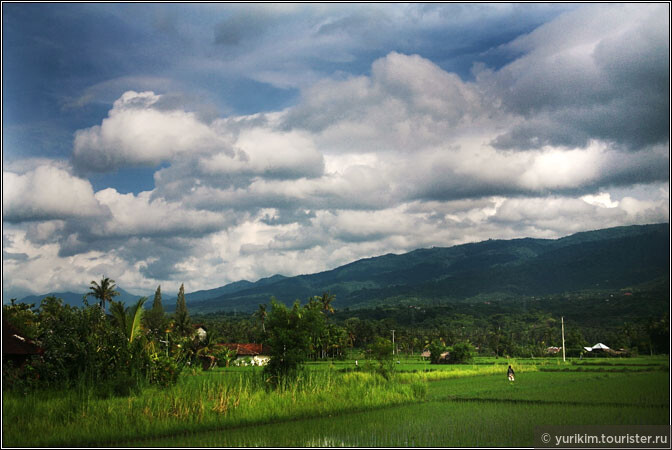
[184,223,669,313]
[17,287,145,309]
[183,275,287,304]
[15,224,669,314]
[13,275,289,311]
[163,275,288,312]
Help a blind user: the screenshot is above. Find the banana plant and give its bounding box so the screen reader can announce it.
[110,297,148,343]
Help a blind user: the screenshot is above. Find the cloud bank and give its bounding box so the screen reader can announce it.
[3,4,668,299]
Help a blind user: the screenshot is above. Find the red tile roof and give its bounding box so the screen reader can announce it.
[217,343,269,356]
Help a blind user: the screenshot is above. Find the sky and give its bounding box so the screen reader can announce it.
[2,3,670,300]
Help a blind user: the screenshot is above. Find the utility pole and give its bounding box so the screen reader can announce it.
[561,316,566,362]
[391,330,395,355]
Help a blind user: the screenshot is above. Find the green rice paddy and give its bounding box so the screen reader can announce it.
[3,357,669,447]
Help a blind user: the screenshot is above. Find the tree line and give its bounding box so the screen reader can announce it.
[3,277,206,394]
[4,277,669,394]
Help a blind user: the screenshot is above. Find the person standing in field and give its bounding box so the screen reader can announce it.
[507,365,515,381]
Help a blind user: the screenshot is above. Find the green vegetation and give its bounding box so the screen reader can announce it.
[126,401,667,448]
[2,366,421,447]
[4,359,666,447]
[85,276,121,311]
[263,297,326,382]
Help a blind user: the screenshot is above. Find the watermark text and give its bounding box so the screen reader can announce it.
[536,425,670,448]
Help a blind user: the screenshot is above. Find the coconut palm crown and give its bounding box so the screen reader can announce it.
[86,276,120,312]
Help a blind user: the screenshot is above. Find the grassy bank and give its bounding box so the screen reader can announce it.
[2,367,422,447]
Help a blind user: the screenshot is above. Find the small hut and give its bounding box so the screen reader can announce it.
[3,319,43,367]
[591,343,610,352]
[219,343,270,366]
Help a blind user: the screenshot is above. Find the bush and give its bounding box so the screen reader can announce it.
[146,353,183,388]
[448,341,475,364]
[367,337,394,379]
[263,298,324,386]
[34,300,135,389]
[428,341,447,364]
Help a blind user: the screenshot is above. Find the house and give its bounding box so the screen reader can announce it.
[219,343,270,366]
[3,319,43,366]
[591,343,610,352]
[192,324,207,342]
[583,343,617,357]
[584,343,610,352]
[420,349,431,359]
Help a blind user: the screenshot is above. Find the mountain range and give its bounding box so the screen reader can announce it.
[14,223,669,314]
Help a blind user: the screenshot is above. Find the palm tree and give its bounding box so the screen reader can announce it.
[86,276,120,312]
[256,304,267,333]
[317,292,335,359]
[319,292,335,317]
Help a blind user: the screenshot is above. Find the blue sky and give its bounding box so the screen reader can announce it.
[2,3,669,300]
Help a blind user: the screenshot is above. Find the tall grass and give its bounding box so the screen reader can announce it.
[2,367,421,447]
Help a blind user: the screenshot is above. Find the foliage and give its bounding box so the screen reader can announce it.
[255,303,267,333]
[144,285,168,339]
[85,276,120,311]
[317,291,336,316]
[217,347,239,368]
[110,297,148,343]
[3,298,39,337]
[173,283,191,337]
[263,297,325,384]
[428,340,447,364]
[447,341,475,363]
[4,293,184,393]
[145,351,183,388]
[194,329,224,371]
[31,296,135,389]
[367,337,394,378]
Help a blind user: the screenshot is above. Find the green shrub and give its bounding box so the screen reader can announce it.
[146,353,183,388]
[428,341,447,364]
[263,298,324,386]
[448,341,475,364]
[367,337,395,379]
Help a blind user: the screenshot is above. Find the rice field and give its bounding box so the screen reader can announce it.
[2,357,669,447]
[128,399,668,448]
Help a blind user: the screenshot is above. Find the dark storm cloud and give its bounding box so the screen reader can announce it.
[488,4,669,152]
[214,10,274,46]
